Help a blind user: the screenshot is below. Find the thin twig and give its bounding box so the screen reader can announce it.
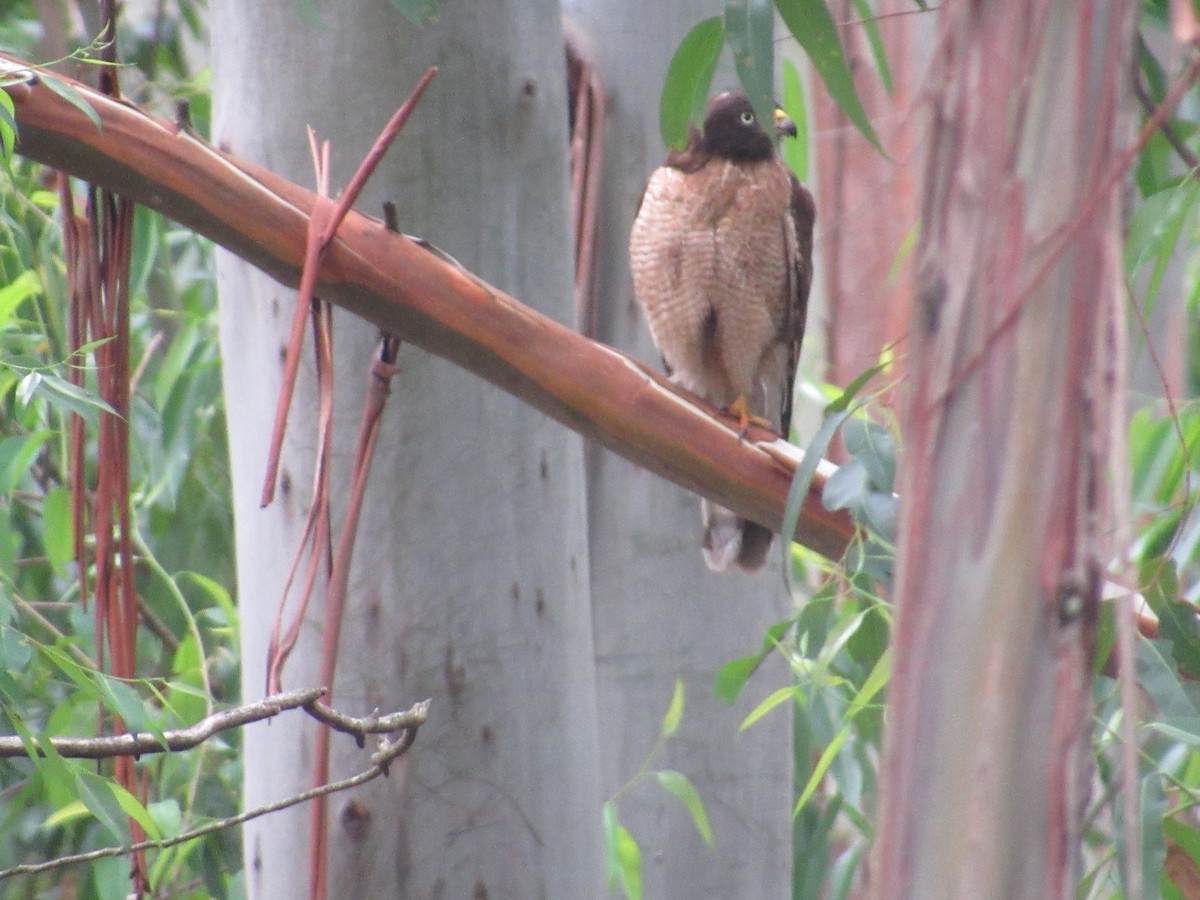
[1133,35,1200,170]
[0,710,427,882]
[8,593,98,670]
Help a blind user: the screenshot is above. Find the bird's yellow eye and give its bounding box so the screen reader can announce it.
[740,110,755,125]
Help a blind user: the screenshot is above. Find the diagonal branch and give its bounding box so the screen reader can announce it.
[0,54,854,561]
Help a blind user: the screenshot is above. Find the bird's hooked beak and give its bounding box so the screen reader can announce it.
[774,107,798,139]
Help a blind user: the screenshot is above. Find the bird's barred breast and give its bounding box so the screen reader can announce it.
[629,160,795,407]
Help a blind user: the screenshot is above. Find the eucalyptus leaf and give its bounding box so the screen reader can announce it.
[660,17,726,150]
[41,485,73,574]
[740,684,803,731]
[0,269,41,323]
[724,0,775,128]
[850,0,893,94]
[656,770,715,847]
[842,417,896,492]
[776,0,885,154]
[603,802,643,900]
[781,365,883,567]
[26,371,120,425]
[1139,772,1167,900]
[73,768,131,846]
[795,726,849,813]
[110,781,162,839]
[661,678,685,738]
[0,88,15,158]
[862,492,898,542]
[781,60,810,181]
[714,617,795,703]
[40,74,102,132]
[1143,558,1200,678]
[822,458,870,513]
[0,430,52,494]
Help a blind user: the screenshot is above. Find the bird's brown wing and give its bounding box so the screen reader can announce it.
[780,175,816,439]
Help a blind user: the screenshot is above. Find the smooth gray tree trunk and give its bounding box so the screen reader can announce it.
[563,3,794,896]
[211,2,603,897]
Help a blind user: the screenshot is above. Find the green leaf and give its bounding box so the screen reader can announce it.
[73,768,131,846]
[715,654,763,705]
[42,485,74,574]
[40,75,102,132]
[1092,596,1116,674]
[781,60,810,182]
[1164,817,1200,898]
[794,726,849,813]
[844,647,890,721]
[822,458,870,513]
[714,618,795,704]
[660,17,725,150]
[740,684,802,731]
[0,269,41,323]
[842,417,896,492]
[14,371,41,408]
[387,0,439,25]
[0,88,15,159]
[1140,771,1167,900]
[1147,721,1200,746]
[0,430,52,494]
[42,799,90,831]
[0,503,15,582]
[1138,639,1199,726]
[21,371,119,425]
[36,642,150,732]
[1143,559,1200,678]
[656,770,715,847]
[780,365,883,567]
[94,675,150,733]
[109,779,162,840]
[603,802,643,900]
[661,678,685,738]
[154,319,201,411]
[32,732,75,808]
[776,0,885,154]
[724,0,775,128]
[1125,179,1199,321]
[0,632,29,700]
[148,798,183,839]
[850,0,893,94]
[69,336,117,358]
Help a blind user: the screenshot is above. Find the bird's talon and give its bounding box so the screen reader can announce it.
[725,395,771,437]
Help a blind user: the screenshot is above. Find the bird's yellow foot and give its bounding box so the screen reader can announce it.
[725,394,772,437]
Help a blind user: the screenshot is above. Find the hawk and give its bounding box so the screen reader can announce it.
[629,91,815,573]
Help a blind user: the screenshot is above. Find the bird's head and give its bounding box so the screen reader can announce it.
[699,91,795,162]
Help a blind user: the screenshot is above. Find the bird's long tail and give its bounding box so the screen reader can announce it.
[701,499,774,573]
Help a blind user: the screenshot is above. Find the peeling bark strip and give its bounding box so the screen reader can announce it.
[0,54,852,560]
[874,3,1136,899]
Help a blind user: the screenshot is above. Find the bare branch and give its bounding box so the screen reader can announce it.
[0,688,327,759]
[305,697,430,747]
[0,708,427,882]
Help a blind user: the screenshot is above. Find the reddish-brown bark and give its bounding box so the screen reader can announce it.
[873,3,1136,897]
